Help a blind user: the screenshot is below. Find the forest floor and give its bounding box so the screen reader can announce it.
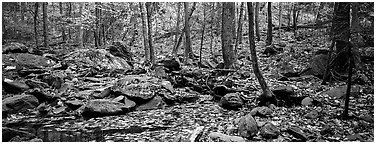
[2,30,374,142]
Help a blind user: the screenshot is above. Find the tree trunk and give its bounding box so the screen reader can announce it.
[278,2,282,37]
[171,2,197,57]
[128,3,137,47]
[221,2,236,69]
[199,3,206,66]
[78,3,84,48]
[266,2,272,46]
[175,2,181,45]
[67,3,72,40]
[209,3,215,57]
[255,2,260,41]
[184,2,192,63]
[94,2,101,47]
[20,2,25,23]
[146,2,155,65]
[247,2,276,106]
[235,2,244,58]
[333,2,350,53]
[342,42,353,119]
[287,3,292,27]
[43,2,48,48]
[59,2,66,41]
[315,2,324,25]
[139,2,150,62]
[34,2,39,49]
[292,3,298,31]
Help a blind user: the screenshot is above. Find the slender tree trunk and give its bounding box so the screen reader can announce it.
[175,2,181,45]
[199,3,206,66]
[67,3,72,40]
[184,2,192,63]
[171,2,197,57]
[128,3,137,47]
[342,42,353,119]
[20,2,25,23]
[43,2,48,48]
[209,3,215,57]
[235,2,244,58]
[34,2,39,48]
[292,3,297,30]
[287,3,292,28]
[139,2,150,62]
[247,2,275,106]
[59,2,66,41]
[221,2,236,69]
[278,2,282,37]
[255,2,260,41]
[78,2,84,48]
[266,2,272,45]
[146,2,155,64]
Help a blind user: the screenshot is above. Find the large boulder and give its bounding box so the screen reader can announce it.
[2,53,55,69]
[219,93,244,110]
[2,95,39,115]
[300,54,328,78]
[238,114,258,139]
[2,80,30,94]
[2,42,29,54]
[81,99,131,117]
[325,85,361,99]
[2,127,35,142]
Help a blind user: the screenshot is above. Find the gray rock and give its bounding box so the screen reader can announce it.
[219,93,244,110]
[287,126,308,141]
[260,122,280,139]
[2,42,29,54]
[2,127,35,142]
[3,95,39,114]
[258,106,273,117]
[208,132,245,142]
[65,100,84,110]
[82,99,130,117]
[3,80,30,94]
[301,97,313,106]
[123,96,136,110]
[304,110,319,119]
[136,96,165,111]
[238,114,258,139]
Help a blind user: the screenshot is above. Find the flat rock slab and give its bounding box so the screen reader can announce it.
[208,132,245,142]
[136,96,165,111]
[325,85,361,99]
[3,95,39,115]
[82,99,131,117]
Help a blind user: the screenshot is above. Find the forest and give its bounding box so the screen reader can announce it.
[1,2,374,142]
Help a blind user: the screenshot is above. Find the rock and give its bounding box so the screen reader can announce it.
[250,107,261,116]
[25,79,49,89]
[92,87,111,99]
[2,127,35,142]
[208,132,245,142]
[2,53,55,70]
[260,122,280,139]
[226,125,238,135]
[320,125,334,136]
[81,99,130,117]
[27,88,58,103]
[3,95,39,114]
[176,92,200,103]
[123,96,136,110]
[287,126,308,141]
[346,133,363,141]
[112,95,125,102]
[107,41,133,62]
[2,80,30,94]
[65,100,84,110]
[52,106,67,115]
[300,54,328,78]
[257,106,273,117]
[136,96,165,111]
[2,42,29,54]
[40,74,64,89]
[238,114,258,139]
[160,80,174,93]
[154,66,168,78]
[219,93,244,110]
[157,57,181,72]
[359,114,373,123]
[325,85,361,99]
[272,86,294,97]
[304,110,319,119]
[63,48,131,71]
[301,97,313,106]
[189,126,205,142]
[112,76,160,103]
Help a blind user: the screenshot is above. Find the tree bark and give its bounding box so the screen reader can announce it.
[34,2,39,48]
[139,2,150,62]
[184,2,192,63]
[221,2,236,69]
[278,2,282,37]
[42,2,48,48]
[255,2,260,41]
[20,2,26,23]
[59,2,66,41]
[199,3,206,66]
[94,2,101,47]
[146,2,155,65]
[67,3,72,40]
[333,3,350,53]
[247,2,276,106]
[78,2,84,48]
[171,2,197,57]
[235,2,244,58]
[266,2,272,46]
[175,2,181,45]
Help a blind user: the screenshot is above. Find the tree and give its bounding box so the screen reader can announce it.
[146,2,155,65]
[255,2,260,41]
[139,2,150,62]
[78,2,84,48]
[247,2,276,106]
[266,2,272,45]
[59,2,66,41]
[235,2,245,58]
[221,2,236,69]
[34,2,39,48]
[199,3,207,66]
[184,2,192,63]
[278,2,282,37]
[94,2,101,47]
[43,2,48,48]
[175,2,181,45]
[20,2,26,23]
